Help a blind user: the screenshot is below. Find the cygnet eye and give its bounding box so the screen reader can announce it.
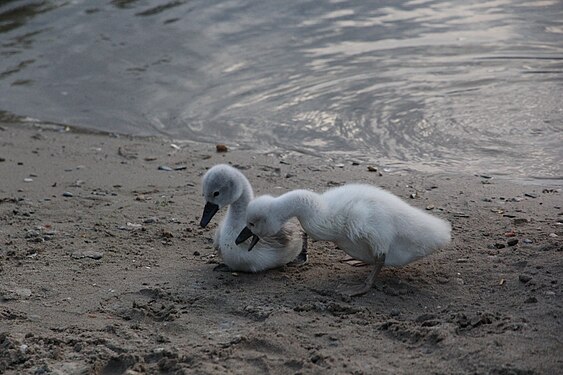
[249,222,255,227]
[213,191,220,197]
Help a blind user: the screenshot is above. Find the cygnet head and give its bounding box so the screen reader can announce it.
[235,195,284,250]
[200,164,245,227]
[245,195,283,238]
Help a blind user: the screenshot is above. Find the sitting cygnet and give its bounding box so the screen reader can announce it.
[237,183,451,295]
[200,164,307,272]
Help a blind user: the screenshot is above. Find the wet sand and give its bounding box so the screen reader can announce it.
[0,124,561,374]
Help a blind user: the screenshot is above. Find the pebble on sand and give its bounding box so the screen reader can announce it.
[519,274,532,283]
[216,144,228,152]
[71,251,104,260]
[507,239,519,247]
[62,192,74,197]
[14,288,32,298]
[513,218,529,225]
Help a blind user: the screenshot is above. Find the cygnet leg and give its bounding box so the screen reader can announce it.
[213,263,232,272]
[288,233,308,267]
[339,253,386,297]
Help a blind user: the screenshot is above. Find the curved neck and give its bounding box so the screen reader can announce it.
[226,172,254,222]
[273,190,330,238]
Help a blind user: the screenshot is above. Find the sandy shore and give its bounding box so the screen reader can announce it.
[0,123,561,374]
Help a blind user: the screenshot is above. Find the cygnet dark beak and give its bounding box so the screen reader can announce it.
[235,226,260,251]
[200,202,219,228]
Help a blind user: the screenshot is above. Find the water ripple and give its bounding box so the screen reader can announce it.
[0,0,561,181]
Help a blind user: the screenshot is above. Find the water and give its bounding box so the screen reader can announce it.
[1,0,562,181]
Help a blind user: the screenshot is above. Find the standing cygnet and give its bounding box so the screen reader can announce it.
[200,164,307,273]
[236,183,451,295]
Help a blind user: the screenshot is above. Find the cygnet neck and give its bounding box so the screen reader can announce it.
[274,190,329,236]
[226,173,254,223]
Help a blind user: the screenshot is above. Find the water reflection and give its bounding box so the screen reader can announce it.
[0,0,561,180]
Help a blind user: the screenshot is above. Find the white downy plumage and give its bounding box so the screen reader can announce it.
[240,184,451,295]
[200,164,306,273]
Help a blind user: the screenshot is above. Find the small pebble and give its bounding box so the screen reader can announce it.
[62,192,74,197]
[367,166,378,172]
[522,238,533,244]
[158,165,173,171]
[507,239,519,247]
[513,218,528,225]
[519,274,532,283]
[14,288,32,298]
[436,276,449,284]
[216,144,228,152]
[24,178,33,183]
[143,217,158,224]
[160,230,173,238]
[390,308,400,317]
[426,205,435,210]
[72,251,103,260]
[493,243,506,249]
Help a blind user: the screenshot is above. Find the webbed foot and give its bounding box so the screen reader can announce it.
[337,282,373,297]
[337,253,386,297]
[213,263,232,272]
